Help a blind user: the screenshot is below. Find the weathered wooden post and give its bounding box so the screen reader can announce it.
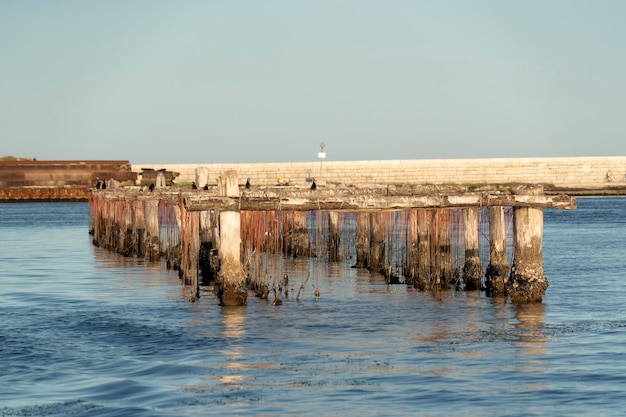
[179,202,200,301]
[199,209,217,283]
[435,208,454,289]
[328,211,340,261]
[195,167,209,189]
[121,199,135,256]
[485,206,509,295]
[369,212,386,274]
[100,198,112,249]
[90,195,102,246]
[145,200,160,261]
[199,210,214,246]
[405,209,419,285]
[116,200,128,255]
[217,170,247,306]
[292,211,310,257]
[281,211,294,255]
[417,209,435,290]
[156,171,166,188]
[462,207,483,290]
[135,200,146,258]
[508,185,548,303]
[354,212,369,268]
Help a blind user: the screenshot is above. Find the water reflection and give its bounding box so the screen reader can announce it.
[514,303,547,355]
[218,307,246,386]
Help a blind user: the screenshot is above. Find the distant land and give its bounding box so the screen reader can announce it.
[1,155,36,161]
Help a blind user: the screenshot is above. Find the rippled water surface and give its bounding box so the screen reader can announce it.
[2,199,626,416]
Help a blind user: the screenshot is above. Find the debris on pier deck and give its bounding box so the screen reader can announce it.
[89,172,576,305]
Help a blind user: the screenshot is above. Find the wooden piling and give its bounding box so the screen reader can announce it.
[282,211,309,257]
[198,210,217,283]
[328,211,340,261]
[405,209,419,285]
[508,185,548,303]
[435,208,455,289]
[281,211,294,255]
[462,207,483,290]
[179,202,200,301]
[156,171,166,188]
[369,212,386,274]
[485,206,509,295]
[217,170,247,306]
[420,209,437,290]
[145,200,160,261]
[121,199,135,256]
[292,211,310,257]
[354,212,369,268]
[195,167,209,189]
[135,200,146,258]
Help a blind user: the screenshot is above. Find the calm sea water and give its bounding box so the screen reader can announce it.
[1,199,626,416]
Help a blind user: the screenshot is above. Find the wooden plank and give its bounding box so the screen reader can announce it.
[183,193,576,211]
[93,187,576,211]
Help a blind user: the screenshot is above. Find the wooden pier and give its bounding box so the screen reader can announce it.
[89,170,576,305]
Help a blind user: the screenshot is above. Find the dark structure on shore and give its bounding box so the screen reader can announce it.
[0,160,137,201]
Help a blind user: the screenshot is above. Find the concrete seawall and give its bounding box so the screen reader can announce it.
[134,156,626,190]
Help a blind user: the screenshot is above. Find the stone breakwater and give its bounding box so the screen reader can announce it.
[134,156,626,191]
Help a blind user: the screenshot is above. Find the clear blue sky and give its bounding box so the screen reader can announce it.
[1,1,624,164]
